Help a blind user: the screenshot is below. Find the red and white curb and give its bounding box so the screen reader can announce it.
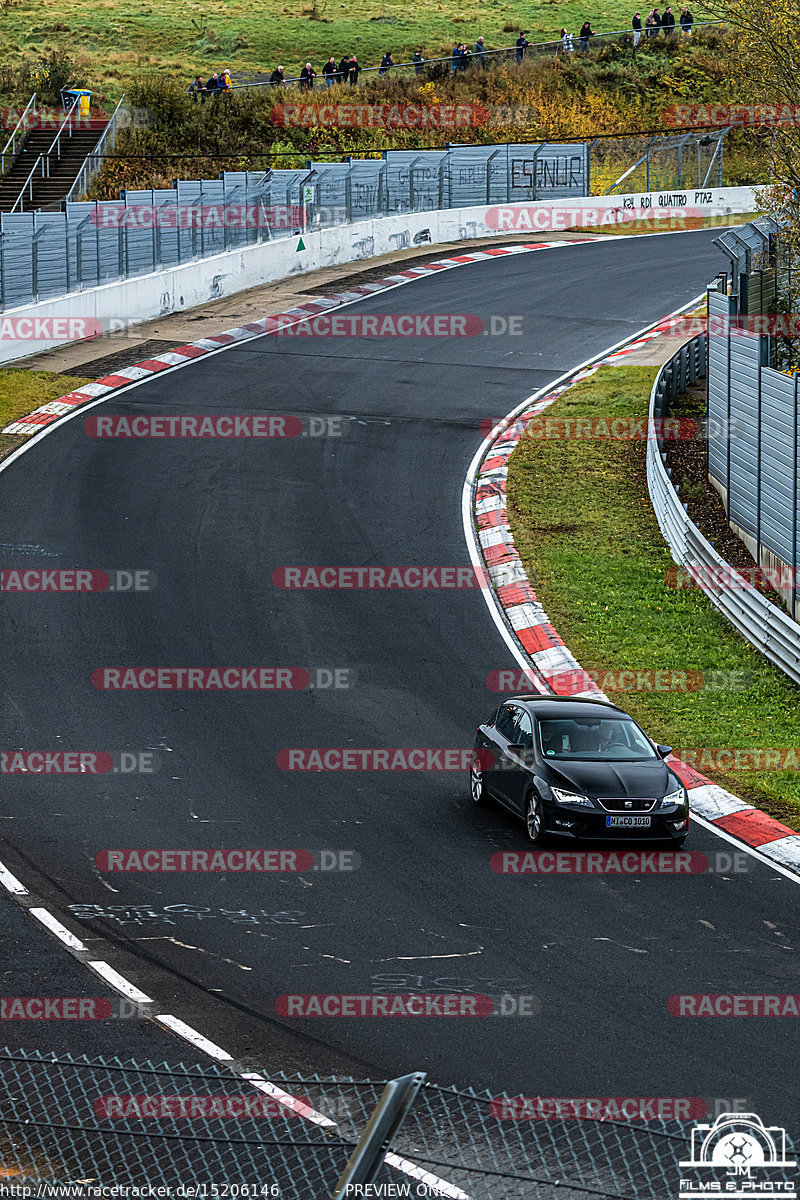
[469,306,800,878]
[3,238,593,438]
[1,239,616,1200]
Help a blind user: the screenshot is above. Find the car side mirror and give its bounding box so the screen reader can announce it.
[656,744,673,758]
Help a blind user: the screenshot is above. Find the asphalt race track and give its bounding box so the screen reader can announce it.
[2,230,799,1123]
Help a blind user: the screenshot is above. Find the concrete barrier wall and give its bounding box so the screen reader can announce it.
[0,186,759,365]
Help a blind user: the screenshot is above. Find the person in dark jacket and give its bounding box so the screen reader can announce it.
[269,65,285,85]
[473,36,486,65]
[632,12,642,46]
[379,51,394,74]
[661,6,675,33]
[652,8,662,33]
[299,62,316,89]
[451,43,461,71]
[413,49,425,73]
[337,55,350,83]
[348,55,359,84]
[189,75,206,101]
[322,56,337,85]
[578,20,594,51]
[679,6,693,32]
[205,72,219,95]
[515,31,529,62]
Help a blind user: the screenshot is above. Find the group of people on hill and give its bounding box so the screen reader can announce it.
[193,9,699,98]
[188,69,233,100]
[268,56,362,87]
[631,7,694,44]
[558,8,693,53]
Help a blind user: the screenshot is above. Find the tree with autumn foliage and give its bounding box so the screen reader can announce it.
[712,0,800,238]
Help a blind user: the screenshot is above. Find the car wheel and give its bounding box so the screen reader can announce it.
[470,759,491,807]
[525,792,547,844]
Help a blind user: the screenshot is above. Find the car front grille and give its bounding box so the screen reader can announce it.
[596,797,658,813]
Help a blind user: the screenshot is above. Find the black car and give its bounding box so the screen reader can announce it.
[471,695,689,844]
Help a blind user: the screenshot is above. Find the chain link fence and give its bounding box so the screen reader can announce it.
[0,1048,708,1198]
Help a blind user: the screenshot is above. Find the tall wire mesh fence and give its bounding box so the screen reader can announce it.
[0,129,730,313]
[0,1047,723,1199]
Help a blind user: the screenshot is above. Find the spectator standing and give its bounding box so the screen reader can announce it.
[299,62,316,89]
[348,55,359,84]
[337,54,350,82]
[474,36,486,65]
[458,43,471,68]
[680,6,693,32]
[451,42,461,71]
[205,71,219,95]
[515,31,529,63]
[560,27,574,53]
[661,6,675,33]
[652,8,662,33]
[632,12,642,46]
[269,65,285,85]
[189,74,206,101]
[218,68,233,98]
[578,20,594,52]
[645,9,656,35]
[413,49,425,73]
[322,56,337,85]
[379,51,394,74]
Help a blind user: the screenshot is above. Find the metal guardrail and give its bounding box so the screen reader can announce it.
[646,334,800,687]
[10,95,81,213]
[67,93,126,202]
[0,1047,704,1198]
[0,92,37,175]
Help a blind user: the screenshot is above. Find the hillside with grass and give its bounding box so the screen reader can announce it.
[38,28,760,196]
[0,0,727,98]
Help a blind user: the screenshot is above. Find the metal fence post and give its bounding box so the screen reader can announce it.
[331,1073,426,1198]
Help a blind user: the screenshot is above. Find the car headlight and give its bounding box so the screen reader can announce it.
[551,787,594,808]
[658,788,685,810]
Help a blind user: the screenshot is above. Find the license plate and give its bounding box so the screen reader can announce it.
[606,815,651,828]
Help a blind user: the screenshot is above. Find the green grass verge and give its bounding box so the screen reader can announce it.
[0,370,93,463]
[506,364,800,830]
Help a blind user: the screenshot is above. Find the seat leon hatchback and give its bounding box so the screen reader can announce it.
[471,694,689,844]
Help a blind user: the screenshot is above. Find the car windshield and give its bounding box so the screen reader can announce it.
[537,717,658,761]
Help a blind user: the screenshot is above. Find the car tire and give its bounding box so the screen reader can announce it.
[525,791,548,844]
[470,759,491,807]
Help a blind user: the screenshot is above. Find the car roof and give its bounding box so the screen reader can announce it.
[500,694,628,718]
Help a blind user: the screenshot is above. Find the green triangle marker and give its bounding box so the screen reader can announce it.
[296,236,306,252]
